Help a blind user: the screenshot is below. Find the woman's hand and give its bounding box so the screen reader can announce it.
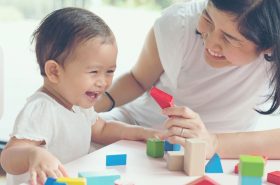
[162,106,218,158]
[28,147,68,185]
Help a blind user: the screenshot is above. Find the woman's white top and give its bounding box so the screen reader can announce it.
[100,0,271,133]
[7,91,98,185]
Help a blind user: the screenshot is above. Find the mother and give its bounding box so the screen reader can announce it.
[96,0,280,158]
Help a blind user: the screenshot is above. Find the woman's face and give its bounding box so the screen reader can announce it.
[197,3,263,68]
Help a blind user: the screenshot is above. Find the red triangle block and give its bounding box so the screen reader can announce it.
[186,175,220,185]
[150,86,174,109]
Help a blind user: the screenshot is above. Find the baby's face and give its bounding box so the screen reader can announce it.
[57,37,117,109]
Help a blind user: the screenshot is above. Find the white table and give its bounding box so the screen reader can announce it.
[65,140,280,185]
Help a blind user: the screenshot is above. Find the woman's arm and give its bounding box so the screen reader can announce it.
[217,129,280,159]
[95,27,164,112]
[91,117,163,145]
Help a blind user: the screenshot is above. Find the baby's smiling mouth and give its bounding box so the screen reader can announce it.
[85,91,98,99]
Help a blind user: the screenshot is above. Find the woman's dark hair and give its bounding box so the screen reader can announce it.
[210,0,280,114]
[32,7,114,76]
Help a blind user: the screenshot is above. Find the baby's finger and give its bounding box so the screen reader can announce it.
[59,164,69,177]
[45,169,58,179]
[37,170,47,185]
[29,170,37,185]
[54,169,63,178]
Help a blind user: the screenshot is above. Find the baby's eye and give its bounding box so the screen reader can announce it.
[107,70,115,74]
[89,70,98,74]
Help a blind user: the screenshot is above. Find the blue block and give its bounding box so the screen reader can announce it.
[205,153,223,173]
[173,144,181,151]
[45,177,56,185]
[53,183,67,185]
[164,140,181,151]
[106,154,127,166]
[79,169,120,185]
[239,175,262,185]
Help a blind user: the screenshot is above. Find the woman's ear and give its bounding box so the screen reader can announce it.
[263,48,273,61]
[44,60,61,83]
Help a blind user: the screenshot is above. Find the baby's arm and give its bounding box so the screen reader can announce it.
[91,117,164,145]
[0,137,67,184]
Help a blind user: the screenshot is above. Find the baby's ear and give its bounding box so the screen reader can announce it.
[44,60,61,83]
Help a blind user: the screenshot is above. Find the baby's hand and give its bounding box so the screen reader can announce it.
[143,128,168,141]
[28,147,68,185]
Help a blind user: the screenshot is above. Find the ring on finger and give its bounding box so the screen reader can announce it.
[180,128,185,136]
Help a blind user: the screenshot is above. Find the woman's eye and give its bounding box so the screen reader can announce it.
[203,16,212,24]
[89,71,98,74]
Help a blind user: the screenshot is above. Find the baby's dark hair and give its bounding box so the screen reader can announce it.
[32,7,114,76]
[210,0,280,114]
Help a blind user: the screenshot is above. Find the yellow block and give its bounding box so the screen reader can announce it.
[56,177,86,185]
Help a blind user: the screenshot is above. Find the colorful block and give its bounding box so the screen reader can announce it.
[79,169,120,185]
[234,155,267,174]
[205,153,223,173]
[186,175,220,185]
[166,151,184,171]
[146,138,164,158]
[184,138,206,176]
[53,183,67,185]
[45,177,57,185]
[267,171,280,184]
[239,175,262,185]
[56,177,86,185]
[164,140,181,151]
[239,155,265,177]
[106,154,127,166]
[150,86,174,109]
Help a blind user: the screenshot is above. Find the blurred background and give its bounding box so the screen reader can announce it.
[0,0,279,183]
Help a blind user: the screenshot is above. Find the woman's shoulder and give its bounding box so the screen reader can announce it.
[161,0,207,18]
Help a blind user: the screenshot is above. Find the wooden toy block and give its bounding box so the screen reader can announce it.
[150,86,174,109]
[79,169,120,185]
[239,175,262,185]
[164,140,181,151]
[45,177,56,185]
[106,154,127,166]
[267,171,280,184]
[56,177,86,185]
[184,138,206,176]
[239,155,265,177]
[53,183,67,185]
[146,138,164,158]
[234,155,267,174]
[205,153,223,173]
[166,151,184,171]
[186,175,220,185]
